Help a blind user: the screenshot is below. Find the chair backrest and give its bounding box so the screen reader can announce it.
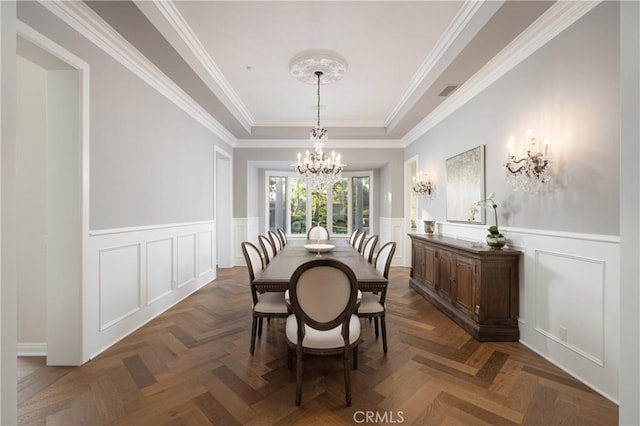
[241,241,263,283]
[277,228,287,246]
[362,235,378,263]
[307,225,330,241]
[258,235,275,264]
[374,241,396,279]
[268,230,282,252]
[349,228,360,246]
[289,259,358,336]
[353,231,367,253]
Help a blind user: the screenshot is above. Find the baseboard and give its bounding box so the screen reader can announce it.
[17,342,47,357]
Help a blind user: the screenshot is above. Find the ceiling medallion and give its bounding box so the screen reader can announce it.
[289,50,348,85]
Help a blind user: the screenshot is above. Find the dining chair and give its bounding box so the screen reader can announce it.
[277,228,288,246]
[268,230,282,253]
[357,241,396,354]
[286,258,360,406]
[307,225,330,241]
[241,241,288,354]
[361,235,378,263]
[353,230,367,253]
[349,228,360,247]
[258,235,276,265]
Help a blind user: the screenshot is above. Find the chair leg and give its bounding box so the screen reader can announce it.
[258,317,263,338]
[353,345,358,370]
[287,347,293,370]
[250,316,258,354]
[374,317,379,339]
[296,348,304,406]
[343,347,352,406]
[381,315,388,354]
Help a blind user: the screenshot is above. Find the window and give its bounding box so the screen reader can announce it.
[266,172,373,237]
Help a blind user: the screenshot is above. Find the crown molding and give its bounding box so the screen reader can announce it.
[234,139,404,149]
[403,0,601,146]
[38,0,237,147]
[152,1,254,133]
[252,119,386,128]
[384,0,486,129]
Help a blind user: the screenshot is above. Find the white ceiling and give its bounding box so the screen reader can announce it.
[90,1,554,142]
[172,1,463,125]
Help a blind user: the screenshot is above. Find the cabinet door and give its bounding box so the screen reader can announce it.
[411,242,425,282]
[454,257,478,319]
[437,250,453,300]
[423,246,438,290]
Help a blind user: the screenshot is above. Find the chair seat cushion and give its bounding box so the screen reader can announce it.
[358,292,384,314]
[286,314,360,349]
[254,292,288,314]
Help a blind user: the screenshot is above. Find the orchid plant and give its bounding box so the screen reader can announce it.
[468,192,502,237]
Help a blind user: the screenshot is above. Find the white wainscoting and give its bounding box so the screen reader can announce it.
[379,217,407,266]
[233,217,259,266]
[86,221,216,360]
[17,343,48,357]
[434,221,620,402]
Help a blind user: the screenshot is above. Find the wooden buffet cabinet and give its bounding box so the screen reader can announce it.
[408,233,521,341]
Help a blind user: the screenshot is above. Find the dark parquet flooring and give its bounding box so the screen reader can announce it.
[18,267,618,425]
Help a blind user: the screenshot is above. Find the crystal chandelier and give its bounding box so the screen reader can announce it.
[291,52,347,191]
[505,131,551,193]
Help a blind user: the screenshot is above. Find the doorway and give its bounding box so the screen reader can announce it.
[16,25,86,366]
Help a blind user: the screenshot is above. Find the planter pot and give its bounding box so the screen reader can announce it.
[423,220,435,234]
[486,234,506,248]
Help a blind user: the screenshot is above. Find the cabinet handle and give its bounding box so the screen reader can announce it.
[474,305,480,314]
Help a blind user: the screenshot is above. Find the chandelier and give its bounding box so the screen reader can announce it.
[291,52,347,191]
[505,131,551,193]
[412,171,434,199]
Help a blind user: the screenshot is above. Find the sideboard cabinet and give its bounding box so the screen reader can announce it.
[409,233,521,341]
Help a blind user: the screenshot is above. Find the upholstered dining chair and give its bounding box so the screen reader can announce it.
[349,228,361,247]
[361,235,378,263]
[357,241,396,354]
[268,230,282,253]
[258,235,276,265]
[307,225,330,241]
[241,241,288,354]
[353,230,367,253]
[286,259,360,406]
[277,228,288,246]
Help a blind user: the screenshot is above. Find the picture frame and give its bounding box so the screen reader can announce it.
[445,145,485,223]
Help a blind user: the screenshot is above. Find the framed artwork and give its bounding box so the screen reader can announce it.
[445,145,485,223]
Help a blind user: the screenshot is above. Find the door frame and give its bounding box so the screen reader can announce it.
[214,145,233,268]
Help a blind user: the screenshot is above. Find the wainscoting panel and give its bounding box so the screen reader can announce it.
[177,234,196,288]
[99,244,141,331]
[534,250,605,366]
[198,231,214,277]
[233,217,260,266]
[146,238,173,305]
[379,217,406,266]
[432,221,619,402]
[86,221,216,360]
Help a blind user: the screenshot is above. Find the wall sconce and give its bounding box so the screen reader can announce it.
[505,130,551,193]
[412,171,434,199]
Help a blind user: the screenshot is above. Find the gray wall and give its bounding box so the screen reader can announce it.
[405,2,620,236]
[233,147,404,220]
[18,2,225,230]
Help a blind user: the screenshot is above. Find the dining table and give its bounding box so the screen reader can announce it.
[253,238,388,292]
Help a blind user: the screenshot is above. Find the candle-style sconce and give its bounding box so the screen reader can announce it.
[412,171,435,200]
[505,130,551,193]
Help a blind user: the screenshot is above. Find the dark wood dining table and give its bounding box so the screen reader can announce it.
[253,239,388,292]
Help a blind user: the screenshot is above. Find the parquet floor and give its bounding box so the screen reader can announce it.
[18,267,618,425]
